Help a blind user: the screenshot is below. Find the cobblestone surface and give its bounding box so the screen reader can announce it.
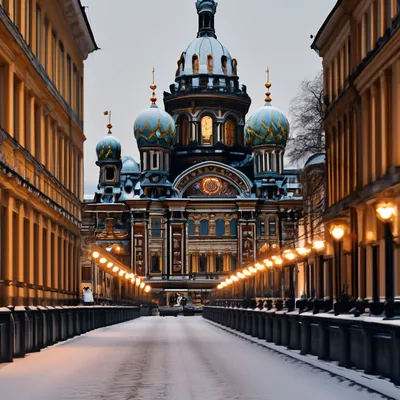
[0,316,392,400]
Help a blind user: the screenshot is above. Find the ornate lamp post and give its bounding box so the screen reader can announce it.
[376,202,397,318]
[330,224,345,300]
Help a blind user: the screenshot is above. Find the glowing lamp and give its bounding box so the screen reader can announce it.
[136,278,141,286]
[99,257,107,264]
[243,269,251,276]
[217,284,223,290]
[264,259,273,268]
[275,257,283,266]
[296,247,309,256]
[107,262,113,268]
[226,278,233,285]
[112,266,119,273]
[376,202,396,222]
[237,272,245,279]
[118,270,125,277]
[221,282,227,287]
[313,240,325,250]
[255,263,265,271]
[283,251,295,261]
[232,275,239,282]
[249,266,257,273]
[145,285,151,293]
[330,225,345,240]
[92,251,100,259]
[116,246,121,252]
[140,282,145,289]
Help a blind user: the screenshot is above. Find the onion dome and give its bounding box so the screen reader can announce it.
[245,69,289,148]
[134,69,175,148]
[121,156,140,174]
[96,114,121,161]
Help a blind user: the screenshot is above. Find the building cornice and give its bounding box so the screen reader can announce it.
[57,0,99,60]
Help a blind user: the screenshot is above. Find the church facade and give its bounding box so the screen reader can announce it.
[82,0,302,305]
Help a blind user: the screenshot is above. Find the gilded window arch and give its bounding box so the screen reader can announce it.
[224,119,236,146]
[207,54,213,73]
[201,115,213,145]
[192,54,199,74]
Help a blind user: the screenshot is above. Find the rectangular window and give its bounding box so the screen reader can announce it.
[13,0,19,28]
[269,217,276,235]
[44,18,48,71]
[231,254,237,271]
[199,255,207,273]
[82,266,92,282]
[51,31,56,81]
[59,42,64,95]
[66,54,71,104]
[151,255,160,273]
[73,65,78,112]
[25,0,30,45]
[385,0,392,28]
[151,218,161,238]
[36,5,41,60]
[215,255,223,273]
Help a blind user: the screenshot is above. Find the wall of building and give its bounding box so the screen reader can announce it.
[0,0,94,305]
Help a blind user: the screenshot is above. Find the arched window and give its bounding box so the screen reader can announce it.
[192,54,199,74]
[269,216,276,235]
[257,217,265,237]
[207,54,213,73]
[224,120,235,146]
[105,167,115,181]
[178,115,190,145]
[232,59,238,76]
[201,115,213,145]
[221,56,228,75]
[230,219,237,236]
[200,220,209,235]
[216,219,225,236]
[188,220,195,236]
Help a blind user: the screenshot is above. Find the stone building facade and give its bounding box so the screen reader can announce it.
[312,0,400,311]
[0,0,96,305]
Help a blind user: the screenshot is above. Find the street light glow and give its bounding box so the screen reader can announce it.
[275,257,283,266]
[296,247,310,256]
[221,282,227,287]
[313,240,325,250]
[255,263,265,270]
[99,257,107,264]
[107,262,113,268]
[217,284,223,290]
[237,272,245,279]
[376,202,396,221]
[264,259,273,268]
[283,250,295,261]
[140,282,145,289]
[226,278,233,285]
[243,269,251,276]
[330,225,345,240]
[231,275,239,282]
[145,285,151,293]
[118,270,125,277]
[92,251,100,259]
[136,278,141,286]
[112,266,119,272]
[249,266,257,273]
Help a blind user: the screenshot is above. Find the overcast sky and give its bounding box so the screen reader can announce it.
[82,0,336,194]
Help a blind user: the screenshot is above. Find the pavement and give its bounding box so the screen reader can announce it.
[0,316,397,400]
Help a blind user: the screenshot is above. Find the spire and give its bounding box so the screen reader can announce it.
[150,67,157,105]
[196,0,218,38]
[265,68,272,104]
[104,110,113,133]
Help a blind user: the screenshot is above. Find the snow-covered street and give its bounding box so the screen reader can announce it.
[0,316,391,400]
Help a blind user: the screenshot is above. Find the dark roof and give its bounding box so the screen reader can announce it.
[311,0,341,52]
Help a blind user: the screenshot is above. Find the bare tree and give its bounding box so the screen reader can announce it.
[287,71,324,164]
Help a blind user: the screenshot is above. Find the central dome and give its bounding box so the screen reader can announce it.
[176,37,235,77]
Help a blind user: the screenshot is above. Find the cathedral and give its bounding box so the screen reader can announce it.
[82,0,302,305]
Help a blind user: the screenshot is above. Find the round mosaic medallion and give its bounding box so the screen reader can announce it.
[200,177,221,195]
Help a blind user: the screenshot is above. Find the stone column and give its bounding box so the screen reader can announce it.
[37,215,44,300]
[28,95,35,155]
[17,80,25,147]
[17,202,24,304]
[392,59,400,171]
[45,218,52,303]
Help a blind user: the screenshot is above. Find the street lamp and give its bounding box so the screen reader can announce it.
[330,224,346,300]
[376,201,397,317]
[313,240,325,251]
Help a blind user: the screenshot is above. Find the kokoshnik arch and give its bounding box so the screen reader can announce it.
[82,0,303,305]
